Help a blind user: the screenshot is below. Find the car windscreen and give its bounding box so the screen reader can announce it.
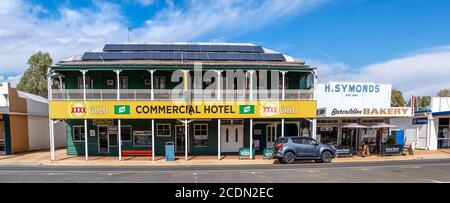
[275,138,289,144]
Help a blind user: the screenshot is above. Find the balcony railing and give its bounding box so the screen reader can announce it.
[51,89,313,101]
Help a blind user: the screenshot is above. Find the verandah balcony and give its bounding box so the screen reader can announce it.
[50,89,314,101]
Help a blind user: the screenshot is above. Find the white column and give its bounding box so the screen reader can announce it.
[115,70,121,100]
[118,119,122,161]
[249,70,254,100]
[84,119,88,160]
[81,70,88,160]
[152,119,155,161]
[249,70,254,159]
[49,119,55,161]
[281,71,286,138]
[149,70,155,100]
[149,70,155,161]
[250,119,253,160]
[312,70,318,140]
[218,119,221,160]
[47,70,56,161]
[217,70,221,160]
[115,70,122,161]
[82,70,87,100]
[185,119,188,160]
[281,71,286,100]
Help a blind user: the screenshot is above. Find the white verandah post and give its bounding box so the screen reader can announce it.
[281,71,287,138]
[81,70,88,161]
[48,69,55,161]
[149,70,155,161]
[116,70,122,161]
[217,70,222,160]
[249,70,254,160]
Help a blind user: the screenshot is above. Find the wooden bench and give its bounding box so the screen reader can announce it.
[121,150,153,160]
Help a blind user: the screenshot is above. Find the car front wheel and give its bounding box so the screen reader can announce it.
[321,151,333,163]
[283,152,296,164]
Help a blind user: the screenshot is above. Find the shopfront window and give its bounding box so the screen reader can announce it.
[341,128,358,147]
[121,126,132,142]
[193,124,208,147]
[133,131,152,147]
[156,124,171,137]
[438,118,450,149]
[73,126,85,142]
[316,126,338,145]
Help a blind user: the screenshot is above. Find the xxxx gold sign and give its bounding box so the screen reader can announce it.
[49,100,317,119]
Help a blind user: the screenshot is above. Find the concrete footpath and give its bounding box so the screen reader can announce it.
[0,149,449,166]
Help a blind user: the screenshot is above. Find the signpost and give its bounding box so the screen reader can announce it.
[335,146,353,157]
[382,145,403,156]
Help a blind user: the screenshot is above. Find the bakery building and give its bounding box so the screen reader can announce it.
[47,42,318,161]
[316,82,412,155]
[0,82,65,155]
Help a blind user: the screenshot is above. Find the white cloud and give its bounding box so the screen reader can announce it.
[136,0,156,6]
[7,74,22,87]
[0,0,327,82]
[0,0,127,77]
[137,0,328,41]
[310,46,450,97]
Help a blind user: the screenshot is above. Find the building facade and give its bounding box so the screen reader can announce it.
[0,82,65,155]
[392,97,450,151]
[48,43,318,160]
[316,82,412,154]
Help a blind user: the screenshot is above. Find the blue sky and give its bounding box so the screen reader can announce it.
[1,0,450,96]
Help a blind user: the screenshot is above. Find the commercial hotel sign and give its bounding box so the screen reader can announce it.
[50,100,317,119]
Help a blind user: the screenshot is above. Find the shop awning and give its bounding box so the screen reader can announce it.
[341,123,367,128]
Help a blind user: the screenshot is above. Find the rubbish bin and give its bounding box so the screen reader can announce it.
[165,142,175,161]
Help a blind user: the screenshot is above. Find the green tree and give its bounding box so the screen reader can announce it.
[391,88,406,107]
[438,89,450,97]
[16,51,52,98]
[408,96,431,110]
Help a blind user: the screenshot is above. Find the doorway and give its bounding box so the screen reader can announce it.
[221,125,244,152]
[0,121,5,155]
[266,125,277,148]
[97,126,109,154]
[175,125,189,153]
[342,128,359,151]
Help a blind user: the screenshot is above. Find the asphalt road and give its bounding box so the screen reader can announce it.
[0,159,450,183]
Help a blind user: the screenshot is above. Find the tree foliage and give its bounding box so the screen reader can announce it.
[438,89,450,97]
[391,88,406,107]
[16,51,52,98]
[410,96,431,110]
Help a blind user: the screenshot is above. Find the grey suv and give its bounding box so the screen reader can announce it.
[273,137,337,164]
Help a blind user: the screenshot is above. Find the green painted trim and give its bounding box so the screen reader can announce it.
[51,65,316,72]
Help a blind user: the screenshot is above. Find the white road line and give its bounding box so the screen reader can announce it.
[1,162,450,174]
[431,179,450,183]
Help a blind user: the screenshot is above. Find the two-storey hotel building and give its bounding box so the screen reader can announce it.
[47,42,317,161]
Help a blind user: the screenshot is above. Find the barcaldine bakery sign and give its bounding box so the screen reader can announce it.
[322,107,412,117]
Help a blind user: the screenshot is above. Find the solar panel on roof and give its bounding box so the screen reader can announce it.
[82,52,285,61]
[102,44,265,53]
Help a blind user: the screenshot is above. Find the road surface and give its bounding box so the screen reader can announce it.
[0,159,449,183]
